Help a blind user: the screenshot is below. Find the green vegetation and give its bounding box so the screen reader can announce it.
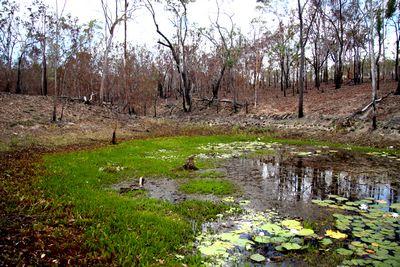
[36,134,400,265]
[40,135,253,265]
[179,178,236,196]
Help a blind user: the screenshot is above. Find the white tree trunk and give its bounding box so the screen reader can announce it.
[368,0,377,129]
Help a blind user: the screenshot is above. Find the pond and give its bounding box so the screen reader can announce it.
[113,140,400,266]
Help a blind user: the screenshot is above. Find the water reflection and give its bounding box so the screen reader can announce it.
[225,154,400,218]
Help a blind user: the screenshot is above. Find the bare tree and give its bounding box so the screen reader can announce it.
[99,0,132,103]
[145,0,194,112]
[297,0,318,118]
[0,0,19,93]
[52,0,66,122]
[366,0,378,130]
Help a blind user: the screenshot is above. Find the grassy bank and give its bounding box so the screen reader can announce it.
[11,134,400,265]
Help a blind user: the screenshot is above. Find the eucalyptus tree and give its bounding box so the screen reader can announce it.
[364,0,382,130]
[0,0,19,92]
[15,4,41,94]
[297,0,318,118]
[99,0,136,103]
[199,0,242,105]
[145,0,195,112]
[324,0,349,89]
[386,0,400,94]
[309,0,330,91]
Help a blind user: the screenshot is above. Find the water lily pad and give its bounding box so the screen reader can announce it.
[260,223,282,234]
[325,229,347,239]
[253,235,271,244]
[281,219,302,230]
[390,203,400,211]
[336,248,353,256]
[282,242,302,250]
[250,253,266,262]
[320,238,333,246]
[297,228,314,236]
[351,241,365,248]
[199,241,233,256]
[345,201,359,206]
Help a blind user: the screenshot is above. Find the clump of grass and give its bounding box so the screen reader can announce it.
[179,179,236,196]
[174,200,230,222]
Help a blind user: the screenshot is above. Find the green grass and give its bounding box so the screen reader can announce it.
[179,179,236,196]
[39,134,400,265]
[40,135,251,265]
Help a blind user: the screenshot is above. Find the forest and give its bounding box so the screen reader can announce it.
[1,0,400,266]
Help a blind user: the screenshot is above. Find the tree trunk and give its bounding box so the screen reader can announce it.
[212,64,226,102]
[323,60,329,83]
[298,0,305,119]
[16,53,24,94]
[369,0,377,130]
[41,39,48,96]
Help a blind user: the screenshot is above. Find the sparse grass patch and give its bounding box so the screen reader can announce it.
[179,178,236,196]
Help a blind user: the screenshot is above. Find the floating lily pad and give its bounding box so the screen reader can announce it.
[260,223,282,234]
[297,228,314,236]
[199,241,233,256]
[351,241,365,248]
[320,238,333,246]
[326,229,347,239]
[282,242,302,250]
[390,203,400,211]
[281,219,302,230]
[250,253,266,262]
[253,235,271,244]
[336,248,353,256]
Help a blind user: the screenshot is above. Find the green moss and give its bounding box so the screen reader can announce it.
[179,179,236,196]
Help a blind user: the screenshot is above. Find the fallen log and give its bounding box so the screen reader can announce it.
[348,92,392,119]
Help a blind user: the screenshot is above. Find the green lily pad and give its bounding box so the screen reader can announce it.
[253,235,270,244]
[199,241,233,256]
[351,241,365,248]
[320,238,333,246]
[260,223,282,234]
[297,228,314,236]
[326,229,347,239]
[336,248,353,256]
[282,242,302,250]
[390,203,400,211]
[281,219,302,230]
[250,253,266,262]
[345,201,359,206]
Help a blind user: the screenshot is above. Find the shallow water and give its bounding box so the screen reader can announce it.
[224,151,400,220]
[112,142,400,266]
[118,144,400,221]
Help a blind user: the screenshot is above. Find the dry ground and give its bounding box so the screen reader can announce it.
[0,80,399,151]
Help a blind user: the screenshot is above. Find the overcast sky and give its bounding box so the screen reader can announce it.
[39,0,270,48]
[27,0,397,57]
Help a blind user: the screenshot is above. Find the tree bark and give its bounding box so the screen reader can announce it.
[368,0,377,130]
[298,0,305,118]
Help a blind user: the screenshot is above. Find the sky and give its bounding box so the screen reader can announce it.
[21,0,397,57]
[40,0,266,48]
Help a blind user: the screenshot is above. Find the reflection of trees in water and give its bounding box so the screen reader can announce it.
[260,154,398,204]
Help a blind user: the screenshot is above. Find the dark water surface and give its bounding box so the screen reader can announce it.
[224,149,400,219]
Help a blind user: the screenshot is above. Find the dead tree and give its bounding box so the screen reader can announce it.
[145,0,193,112]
